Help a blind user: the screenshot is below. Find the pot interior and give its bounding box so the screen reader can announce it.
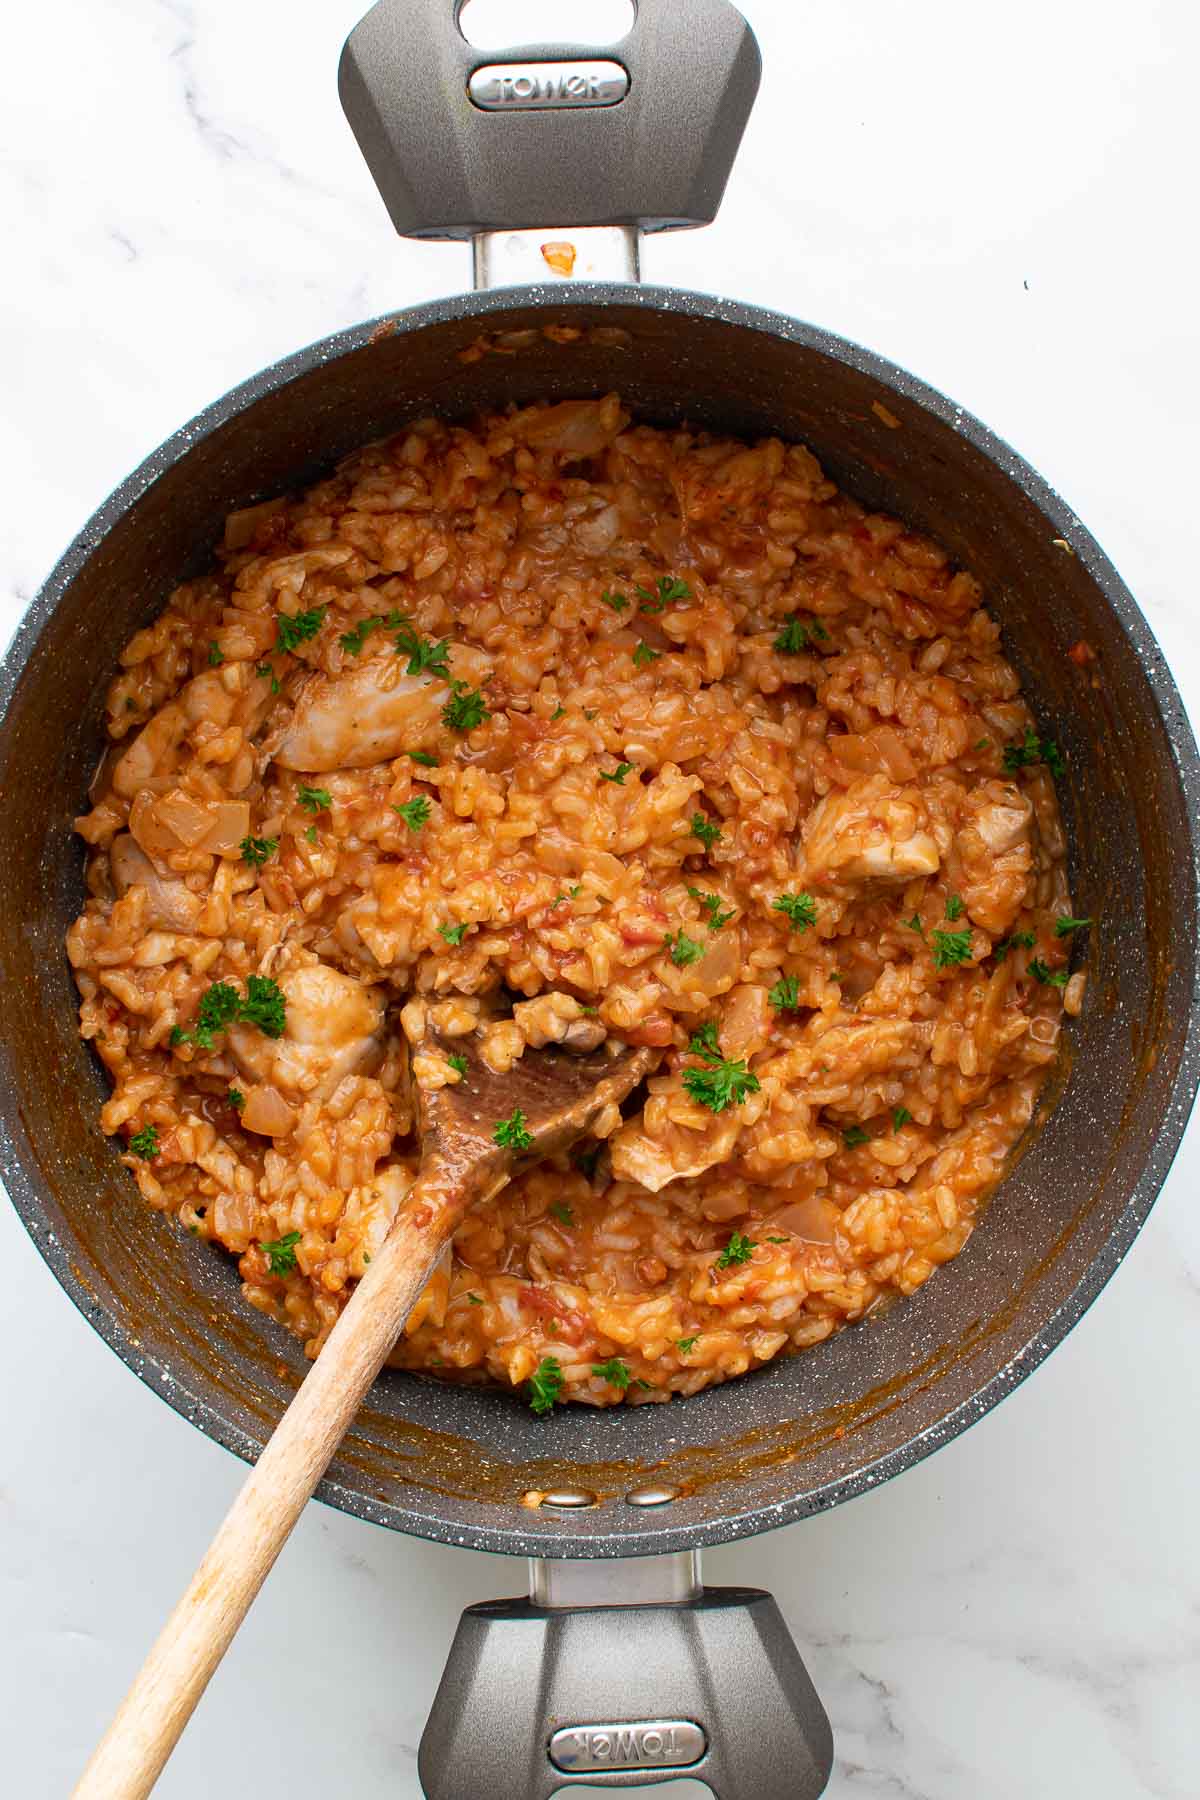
[1,290,1195,1556]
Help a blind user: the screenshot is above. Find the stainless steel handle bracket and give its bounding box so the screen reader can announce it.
[472,224,641,291]
[417,1557,833,1798]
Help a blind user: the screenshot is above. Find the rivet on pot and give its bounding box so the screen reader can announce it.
[625,1483,681,1507]
[542,1487,598,1509]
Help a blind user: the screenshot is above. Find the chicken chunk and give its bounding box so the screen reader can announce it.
[229,962,385,1101]
[609,1107,743,1193]
[608,1056,759,1194]
[955,781,1034,935]
[271,643,492,772]
[803,775,940,887]
[109,834,202,932]
[113,664,273,798]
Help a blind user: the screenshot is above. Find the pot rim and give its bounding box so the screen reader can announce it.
[4,281,1199,1558]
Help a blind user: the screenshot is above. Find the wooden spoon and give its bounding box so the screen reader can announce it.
[74,1025,658,1800]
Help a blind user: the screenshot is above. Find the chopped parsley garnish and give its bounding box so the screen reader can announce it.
[297,784,331,814]
[393,797,431,831]
[688,1021,722,1062]
[339,617,376,656]
[892,1106,912,1131]
[550,1201,575,1227]
[493,1108,533,1151]
[600,762,634,785]
[1055,915,1093,937]
[550,704,566,721]
[690,812,722,850]
[683,1056,760,1114]
[769,974,801,1012]
[774,616,810,653]
[994,930,1035,963]
[664,929,704,968]
[439,922,469,946]
[1003,728,1064,778]
[304,825,318,844]
[976,736,991,751]
[592,1357,632,1390]
[637,575,691,613]
[393,624,452,678]
[256,661,281,695]
[129,1124,159,1160]
[528,1355,564,1415]
[687,887,735,930]
[177,977,286,1050]
[408,750,438,768]
[446,1052,468,1078]
[843,1126,871,1148]
[632,641,661,669]
[1003,727,1040,770]
[677,1336,698,1353]
[188,981,244,1050]
[442,681,491,733]
[549,894,567,910]
[1028,958,1070,987]
[931,928,972,970]
[773,892,818,930]
[228,1088,245,1112]
[275,606,326,652]
[239,835,278,869]
[600,589,629,613]
[944,895,965,921]
[240,975,287,1038]
[905,912,926,938]
[262,1230,301,1277]
[467,1291,483,1305]
[339,612,406,656]
[207,641,224,666]
[716,1230,756,1269]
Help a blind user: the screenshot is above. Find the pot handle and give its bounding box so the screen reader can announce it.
[417,1555,834,1799]
[338,0,761,241]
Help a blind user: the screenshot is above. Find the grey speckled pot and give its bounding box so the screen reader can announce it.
[2,285,1198,1559]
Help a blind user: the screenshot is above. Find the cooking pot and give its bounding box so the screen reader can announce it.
[3,3,1198,1795]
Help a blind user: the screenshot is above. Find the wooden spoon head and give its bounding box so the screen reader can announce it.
[407,1020,660,1198]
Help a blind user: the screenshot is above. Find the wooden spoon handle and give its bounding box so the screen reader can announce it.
[73,1172,464,1800]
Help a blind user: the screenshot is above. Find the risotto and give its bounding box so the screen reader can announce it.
[68,395,1086,1410]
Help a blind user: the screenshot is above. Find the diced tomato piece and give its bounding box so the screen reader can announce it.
[524,1284,588,1343]
[621,920,666,946]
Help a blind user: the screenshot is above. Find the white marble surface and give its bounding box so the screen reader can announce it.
[2,1,1198,1795]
